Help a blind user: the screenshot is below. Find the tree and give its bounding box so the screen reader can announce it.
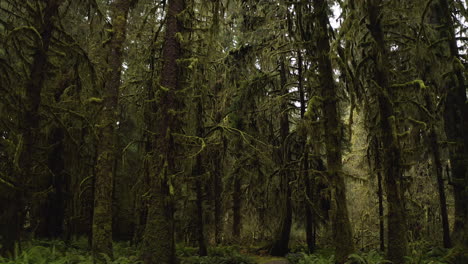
[141,0,185,263]
[436,0,468,248]
[312,0,354,262]
[92,0,134,262]
[269,59,293,256]
[366,0,408,262]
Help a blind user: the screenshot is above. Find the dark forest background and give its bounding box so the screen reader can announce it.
[0,0,468,263]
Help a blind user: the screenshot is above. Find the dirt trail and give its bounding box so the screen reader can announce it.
[262,260,289,264]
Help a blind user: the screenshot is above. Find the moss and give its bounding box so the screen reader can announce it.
[305,96,324,119]
[86,97,103,104]
[391,79,426,89]
[453,57,465,72]
[176,32,184,43]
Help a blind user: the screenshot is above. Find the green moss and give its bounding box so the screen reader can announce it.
[86,97,103,104]
[391,79,426,89]
[305,96,324,118]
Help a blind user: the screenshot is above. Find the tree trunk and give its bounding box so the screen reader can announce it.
[213,153,223,244]
[424,92,451,248]
[213,81,224,245]
[194,98,207,256]
[313,0,354,262]
[232,174,242,239]
[270,60,292,256]
[92,1,132,262]
[194,154,208,255]
[45,127,66,238]
[141,0,185,263]
[298,50,316,253]
[366,1,408,262]
[371,137,385,252]
[436,0,468,248]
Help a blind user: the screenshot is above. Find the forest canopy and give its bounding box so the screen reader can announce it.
[0,0,468,264]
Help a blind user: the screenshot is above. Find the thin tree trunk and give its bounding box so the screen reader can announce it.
[366,1,408,262]
[213,81,224,245]
[194,98,207,256]
[213,155,223,244]
[45,127,66,238]
[297,50,316,253]
[92,1,132,262]
[373,138,385,252]
[232,174,242,239]
[424,92,451,248]
[141,0,185,263]
[270,59,292,256]
[313,0,354,262]
[194,155,208,256]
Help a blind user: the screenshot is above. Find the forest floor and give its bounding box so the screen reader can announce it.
[1,238,466,264]
[251,255,290,264]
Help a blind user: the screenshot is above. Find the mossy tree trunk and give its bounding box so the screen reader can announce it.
[141,0,185,263]
[313,0,354,262]
[366,1,408,262]
[92,0,133,262]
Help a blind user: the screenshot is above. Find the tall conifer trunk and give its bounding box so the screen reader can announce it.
[92,1,132,262]
[366,1,408,262]
[141,0,185,263]
[312,0,354,262]
[298,50,316,253]
[270,60,292,256]
[435,0,468,247]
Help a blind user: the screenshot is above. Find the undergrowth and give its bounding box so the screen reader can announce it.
[285,243,467,264]
[1,239,466,264]
[0,239,141,264]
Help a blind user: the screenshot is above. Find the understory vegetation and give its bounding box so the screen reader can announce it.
[0,239,467,264]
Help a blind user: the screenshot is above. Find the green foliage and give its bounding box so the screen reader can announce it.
[176,244,199,257]
[0,240,141,264]
[345,251,390,264]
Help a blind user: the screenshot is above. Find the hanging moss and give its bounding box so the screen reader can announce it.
[391,79,427,89]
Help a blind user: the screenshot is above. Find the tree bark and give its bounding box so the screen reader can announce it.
[436,0,468,248]
[298,50,316,253]
[370,137,385,252]
[270,60,292,257]
[92,1,132,262]
[366,1,408,262]
[423,92,451,248]
[194,98,207,256]
[232,174,242,239]
[213,81,224,245]
[313,0,354,262]
[141,0,185,263]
